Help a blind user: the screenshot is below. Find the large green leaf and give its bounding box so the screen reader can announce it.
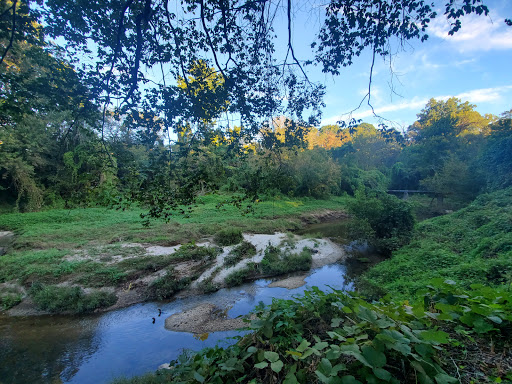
[362,345,386,368]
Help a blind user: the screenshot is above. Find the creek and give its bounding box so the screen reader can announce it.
[0,220,384,384]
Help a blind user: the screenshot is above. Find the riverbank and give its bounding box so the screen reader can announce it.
[0,194,350,315]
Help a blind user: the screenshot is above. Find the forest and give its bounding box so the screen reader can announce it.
[1,0,512,383]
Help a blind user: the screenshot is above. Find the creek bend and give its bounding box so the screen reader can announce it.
[0,220,383,384]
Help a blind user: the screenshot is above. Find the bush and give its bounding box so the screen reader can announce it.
[30,283,117,313]
[259,245,312,276]
[172,243,220,262]
[148,271,192,300]
[224,266,254,287]
[0,293,22,310]
[224,241,257,267]
[214,228,243,246]
[348,191,415,255]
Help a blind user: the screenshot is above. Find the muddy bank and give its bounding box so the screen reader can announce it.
[268,274,307,289]
[165,303,249,333]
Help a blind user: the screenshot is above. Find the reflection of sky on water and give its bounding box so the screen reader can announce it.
[0,264,352,384]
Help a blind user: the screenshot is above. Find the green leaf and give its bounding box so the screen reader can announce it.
[331,317,343,327]
[420,329,450,344]
[193,371,205,383]
[472,317,494,333]
[264,351,280,363]
[487,315,503,324]
[296,339,311,352]
[247,346,258,353]
[373,367,392,381]
[434,373,459,384]
[271,360,284,373]
[283,373,299,384]
[362,345,386,368]
[316,370,331,384]
[319,358,332,375]
[254,362,268,369]
[341,375,363,384]
[315,342,329,351]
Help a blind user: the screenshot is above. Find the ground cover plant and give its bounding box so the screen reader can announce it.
[224,244,313,287]
[113,281,512,384]
[224,241,257,267]
[362,187,512,299]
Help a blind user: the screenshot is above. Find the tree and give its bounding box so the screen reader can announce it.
[2,0,504,140]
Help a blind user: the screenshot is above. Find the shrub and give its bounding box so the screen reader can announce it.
[0,293,22,310]
[148,270,192,300]
[172,243,220,262]
[260,245,312,276]
[29,283,117,313]
[224,241,257,267]
[214,228,243,246]
[224,266,253,287]
[348,191,415,254]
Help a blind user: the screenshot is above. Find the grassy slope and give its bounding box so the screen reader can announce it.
[0,194,349,250]
[363,187,512,299]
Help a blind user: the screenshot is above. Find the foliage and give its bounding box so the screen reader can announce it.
[148,271,193,300]
[172,243,220,262]
[0,292,22,310]
[29,283,117,313]
[348,192,415,255]
[259,245,312,276]
[214,228,243,247]
[224,241,257,267]
[126,282,512,384]
[363,188,512,299]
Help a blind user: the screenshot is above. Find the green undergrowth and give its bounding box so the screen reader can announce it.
[214,228,243,246]
[30,283,117,313]
[224,244,312,287]
[224,241,257,267]
[148,271,195,300]
[362,188,512,299]
[114,280,512,384]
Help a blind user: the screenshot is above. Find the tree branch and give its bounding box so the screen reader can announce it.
[0,0,17,67]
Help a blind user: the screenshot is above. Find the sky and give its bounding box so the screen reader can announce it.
[285,0,512,131]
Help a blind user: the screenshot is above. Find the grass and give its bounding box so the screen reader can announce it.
[0,194,349,251]
[362,187,512,300]
[214,228,243,246]
[224,241,257,267]
[148,270,194,300]
[29,283,117,313]
[224,244,313,287]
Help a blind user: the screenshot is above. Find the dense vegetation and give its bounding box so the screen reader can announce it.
[1,1,512,382]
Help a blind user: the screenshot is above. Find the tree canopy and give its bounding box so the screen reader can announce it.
[1,0,506,139]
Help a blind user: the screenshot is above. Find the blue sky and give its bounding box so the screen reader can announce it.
[285,0,512,130]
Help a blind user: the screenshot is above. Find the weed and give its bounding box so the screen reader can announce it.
[29,283,117,313]
[259,245,312,276]
[214,228,243,246]
[148,270,193,300]
[0,293,22,310]
[224,241,257,267]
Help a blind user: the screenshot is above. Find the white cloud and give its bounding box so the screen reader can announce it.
[322,85,512,125]
[428,13,512,52]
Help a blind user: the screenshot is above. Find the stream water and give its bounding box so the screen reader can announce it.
[0,220,383,384]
